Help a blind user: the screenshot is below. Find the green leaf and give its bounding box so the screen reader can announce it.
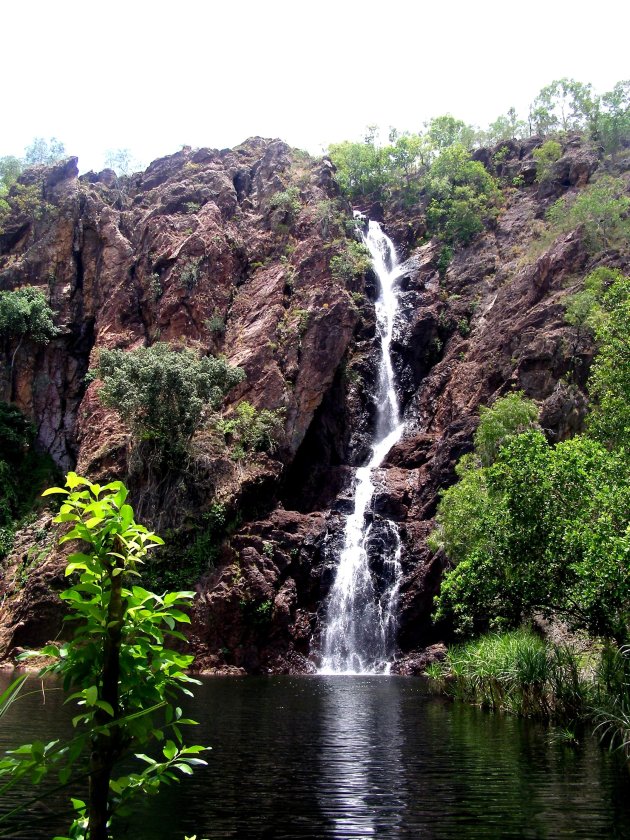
[163,740,177,760]
[42,486,69,496]
[84,686,98,706]
[58,765,72,785]
[65,562,88,577]
[65,473,82,490]
[120,504,134,530]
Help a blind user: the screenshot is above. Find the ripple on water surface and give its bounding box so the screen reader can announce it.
[1,674,629,839]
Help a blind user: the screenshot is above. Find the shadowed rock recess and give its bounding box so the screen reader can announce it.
[0,137,627,673]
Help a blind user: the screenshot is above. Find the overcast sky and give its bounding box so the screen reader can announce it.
[2,0,628,172]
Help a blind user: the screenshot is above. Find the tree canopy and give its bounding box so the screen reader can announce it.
[430,270,630,642]
[97,342,245,452]
[0,287,58,345]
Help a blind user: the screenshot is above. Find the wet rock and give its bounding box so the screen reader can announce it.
[390,643,447,675]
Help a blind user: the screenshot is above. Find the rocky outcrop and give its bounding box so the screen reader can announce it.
[0,136,627,673]
[0,139,364,662]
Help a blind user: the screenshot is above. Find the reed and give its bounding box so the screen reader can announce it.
[430,629,591,721]
[592,644,630,758]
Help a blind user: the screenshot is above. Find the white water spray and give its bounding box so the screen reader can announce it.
[319,221,405,675]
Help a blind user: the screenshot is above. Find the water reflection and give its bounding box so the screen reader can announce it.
[0,674,629,839]
[317,677,405,837]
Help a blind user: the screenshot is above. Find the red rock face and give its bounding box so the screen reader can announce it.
[0,136,627,673]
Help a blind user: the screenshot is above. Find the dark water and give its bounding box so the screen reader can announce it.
[1,674,629,839]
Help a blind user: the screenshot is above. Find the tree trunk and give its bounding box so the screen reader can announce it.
[88,559,124,840]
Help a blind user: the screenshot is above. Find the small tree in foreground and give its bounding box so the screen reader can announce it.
[0,473,208,839]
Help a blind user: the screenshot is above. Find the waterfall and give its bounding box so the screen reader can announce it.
[319,220,405,675]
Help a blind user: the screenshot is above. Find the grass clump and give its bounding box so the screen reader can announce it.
[427,631,630,761]
[428,629,589,721]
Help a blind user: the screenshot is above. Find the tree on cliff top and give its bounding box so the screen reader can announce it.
[24,137,66,166]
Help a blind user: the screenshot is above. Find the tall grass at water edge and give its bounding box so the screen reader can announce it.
[426,629,630,759]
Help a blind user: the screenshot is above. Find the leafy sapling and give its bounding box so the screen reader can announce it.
[0,473,209,840]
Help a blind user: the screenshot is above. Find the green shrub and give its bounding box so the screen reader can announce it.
[432,428,629,640]
[97,342,245,455]
[143,503,236,591]
[425,144,500,245]
[0,402,58,548]
[205,311,226,336]
[0,157,22,203]
[0,287,58,349]
[428,632,630,760]
[457,318,471,337]
[330,240,372,283]
[431,353,630,643]
[426,115,476,151]
[0,473,207,837]
[428,629,590,721]
[599,80,630,158]
[149,273,162,301]
[593,644,630,758]
[179,258,202,291]
[546,176,630,252]
[216,400,284,460]
[269,186,301,223]
[474,392,539,467]
[328,138,389,202]
[493,145,511,165]
[583,270,629,450]
[532,139,563,182]
[0,181,55,233]
[437,245,453,278]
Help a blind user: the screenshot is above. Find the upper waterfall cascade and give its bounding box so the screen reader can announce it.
[319,220,405,675]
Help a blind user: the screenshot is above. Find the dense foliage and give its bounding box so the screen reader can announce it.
[0,138,66,233]
[0,402,57,552]
[428,629,630,755]
[433,429,628,640]
[0,287,58,349]
[585,269,630,449]
[97,342,245,454]
[424,144,499,244]
[431,270,629,642]
[0,474,207,839]
[327,76,628,253]
[546,177,630,253]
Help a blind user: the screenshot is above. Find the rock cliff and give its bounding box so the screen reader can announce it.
[0,135,627,673]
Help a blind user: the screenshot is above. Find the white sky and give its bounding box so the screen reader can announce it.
[2,0,628,173]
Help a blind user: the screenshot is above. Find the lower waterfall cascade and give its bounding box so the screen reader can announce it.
[319,219,405,675]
